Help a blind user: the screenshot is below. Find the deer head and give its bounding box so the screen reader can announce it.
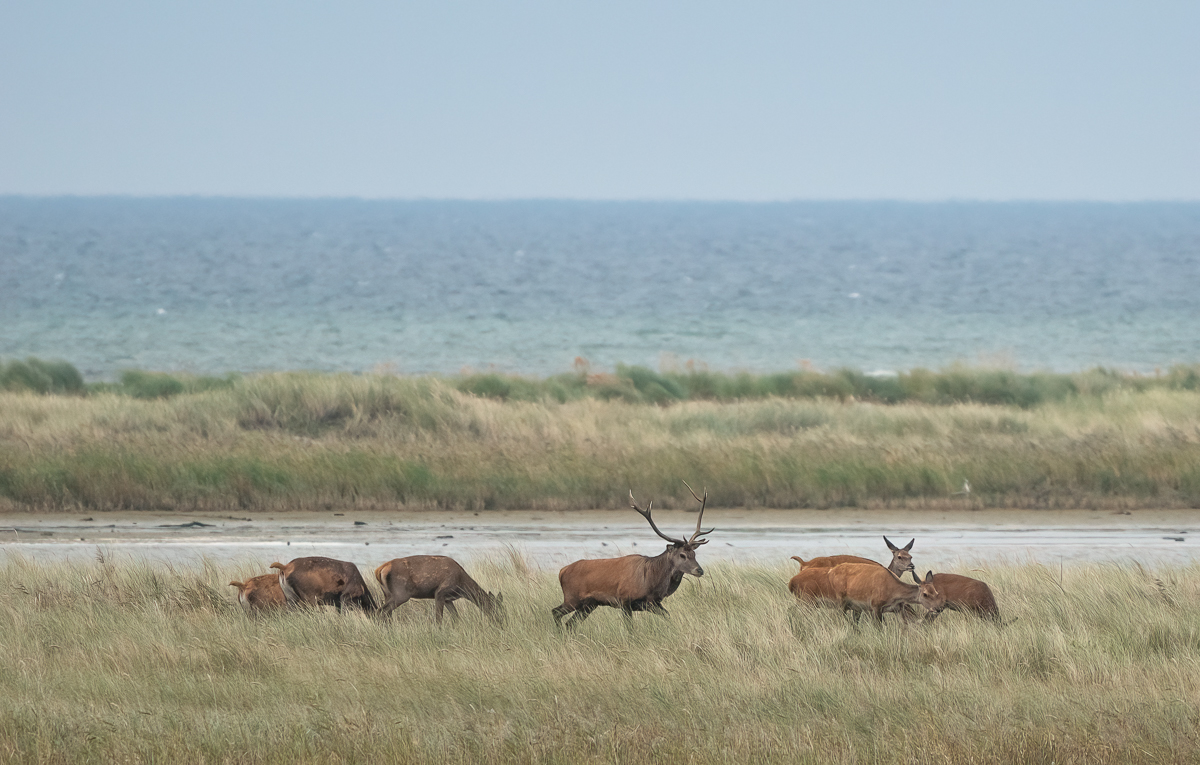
[481,591,506,624]
[883,536,916,575]
[629,482,714,577]
[910,570,945,614]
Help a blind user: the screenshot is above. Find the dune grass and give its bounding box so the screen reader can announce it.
[3,369,1200,511]
[8,357,1200,407]
[0,555,1197,764]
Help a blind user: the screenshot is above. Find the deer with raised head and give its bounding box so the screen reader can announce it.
[790,536,915,576]
[789,536,915,603]
[825,563,945,623]
[269,556,376,611]
[846,536,1001,622]
[229,573,286,612]
[375,555,504,624]
[551,483,713,629]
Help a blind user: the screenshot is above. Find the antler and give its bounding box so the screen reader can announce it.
[630,490,688,546]
[681,480,713,546]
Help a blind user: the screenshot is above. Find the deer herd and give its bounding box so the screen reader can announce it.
[230,482,1000,627]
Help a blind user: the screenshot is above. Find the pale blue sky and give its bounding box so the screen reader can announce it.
[2,2,1197,200]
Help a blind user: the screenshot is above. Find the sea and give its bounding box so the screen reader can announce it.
[2,197,1199,379]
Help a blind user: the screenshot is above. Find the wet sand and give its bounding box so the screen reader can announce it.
[1,508,1196,571]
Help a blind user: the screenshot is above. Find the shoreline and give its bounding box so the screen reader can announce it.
[3,507,1195,569]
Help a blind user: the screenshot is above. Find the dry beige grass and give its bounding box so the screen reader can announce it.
[1,554,1198,763]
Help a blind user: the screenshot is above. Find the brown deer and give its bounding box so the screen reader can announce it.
[269,556,376,611]
[825,563,945,623]
[375,555,504,624]
[551,483,713,629]
[923,573,1000,622]
[788,536,915,605]
[851,537,1001,622]
[790,536,915,576]
[229,573,285,612]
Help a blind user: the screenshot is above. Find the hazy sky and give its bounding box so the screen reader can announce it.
[2,2,1198,200]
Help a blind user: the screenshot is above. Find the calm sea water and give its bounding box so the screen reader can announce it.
[2,198,1199,379]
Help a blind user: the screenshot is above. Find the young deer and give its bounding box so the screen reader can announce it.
[228,573,285,612]
[924,573,1000,622]
[551,483,713,629]
[790,536,915,576]
[375,555,503,624]
[825,563,945,623]
[269,556,376,611]
[789,536,915,602]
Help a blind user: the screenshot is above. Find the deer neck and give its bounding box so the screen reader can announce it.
[457,575,489,608]
[644,549,681,598]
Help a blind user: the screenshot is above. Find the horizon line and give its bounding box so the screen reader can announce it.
[3,193,1200,205]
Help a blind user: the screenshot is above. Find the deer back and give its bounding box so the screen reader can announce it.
[272,557,375,608]
[792,554,877,570]
[378,555,472,598]
[789,566,838,603]
[827,563,928,611]
[559,553,678,607]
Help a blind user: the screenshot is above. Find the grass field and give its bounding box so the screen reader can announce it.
[0,555,1197,764]
[3,367,1200,512]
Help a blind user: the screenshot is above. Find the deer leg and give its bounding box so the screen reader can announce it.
[565,604,597,630]
[379,590,411,618]
[646,602,670,618]
[620,604,635,627]
[551,604,574,627]
[432,586,461,623]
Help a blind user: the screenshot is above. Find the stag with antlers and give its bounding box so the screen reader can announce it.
[551,482,714,629]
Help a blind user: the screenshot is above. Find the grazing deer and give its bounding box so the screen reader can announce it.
[790,536,915,576]
[228,573,286,612]
[825,563,945,623]
[269,556,376,611]
[375,555,504,624]
[923,573,1000,622]
[551,483,713,629]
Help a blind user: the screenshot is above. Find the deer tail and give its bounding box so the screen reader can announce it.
[229,580,245,591]
[374,561,391,588]
[790,556,806,568]
[269,562,285,571]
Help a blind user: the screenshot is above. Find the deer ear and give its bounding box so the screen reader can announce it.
[904,539,915,551]
[925,570,934,582]
[910,571,923,584]
[884,536,898,551]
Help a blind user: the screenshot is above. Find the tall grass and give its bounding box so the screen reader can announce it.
[459,363,1200,407]
[10,357,1200,407]
[3,370,1200,511]
[0,358,84,395]
[0,556,1197,764]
